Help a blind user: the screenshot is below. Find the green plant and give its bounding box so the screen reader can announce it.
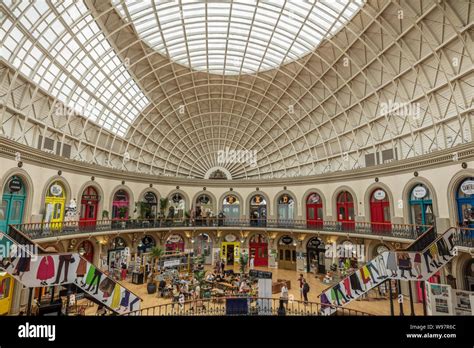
[102,210,109,219]
[118,207,127,219]
[239,253,249,274]
[138,202,151,219]
[159,198,169,217]
[151,246,164,272]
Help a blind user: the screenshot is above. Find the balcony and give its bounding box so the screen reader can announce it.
[12,218,433,242]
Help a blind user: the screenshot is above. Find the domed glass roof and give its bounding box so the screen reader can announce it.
[112,0,364,75]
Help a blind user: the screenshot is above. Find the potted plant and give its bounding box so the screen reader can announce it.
[102,210,109,219]
[239,253,249,275]
[159,198,168,219]
[147,246,164,294]
[184,210,191,226]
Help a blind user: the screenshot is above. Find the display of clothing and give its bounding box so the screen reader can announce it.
[36,256,55,285]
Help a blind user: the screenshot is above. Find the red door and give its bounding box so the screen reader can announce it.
[306,193,323,229]
[370,189,391,233]
[337,191,355,231]
[250,243,268,267]
[79,187,99,229]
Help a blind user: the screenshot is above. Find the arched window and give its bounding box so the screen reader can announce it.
[250,194,267,227]
[168,193,185,218]
[336,191,355,230]
[306,192,323,228]
[277,194,295,223]
[44,181,67,224]
[456,178,474,229]
[222,195,240,224]
[112,190,129,219]
[409,184,434,226]
[0,176,26,233]
[141,191,157,220]
[370,189,391,233]
[80,186,99,227]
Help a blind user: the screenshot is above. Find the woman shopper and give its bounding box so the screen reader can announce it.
[298,274,304,300]
[302,279,310,305]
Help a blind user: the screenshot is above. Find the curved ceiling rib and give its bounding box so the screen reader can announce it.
[0,0,472,180]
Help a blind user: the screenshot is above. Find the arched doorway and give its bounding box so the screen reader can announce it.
[222,195,240,226]
[193,233,212,264]
[336,191,355,231]
[0,176,26,233]
[278,235,296,270]
[464,259,474,291]
[168,193,185,219]
[195,194,213,226]
[249,234,268,267]
[306,193,323,229]
[456,178,474,230]
[370,189,391,233]
[277,194,295,227]
[409,184,434,226]
[112,190,129,219]
[44,181,67,228]
[79,186,99,229]
[78,240,94,263]
[249,194,267,227]
[306,237,326,274]
[140,191,157,220]
[137,235,156,254]
[165,234,184,252]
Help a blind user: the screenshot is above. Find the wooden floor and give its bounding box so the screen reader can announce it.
[85,265,424,316]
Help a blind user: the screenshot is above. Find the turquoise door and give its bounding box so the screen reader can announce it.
[0,177,26,233]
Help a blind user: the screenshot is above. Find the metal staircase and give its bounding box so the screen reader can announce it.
[0,226,142,314]
[320,227,457,315]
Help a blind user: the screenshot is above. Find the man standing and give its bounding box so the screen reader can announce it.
[302,279,310,305]
[298,273,304,300]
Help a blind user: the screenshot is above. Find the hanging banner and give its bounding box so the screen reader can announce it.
[452,289,474,315]
[426,282,454,315]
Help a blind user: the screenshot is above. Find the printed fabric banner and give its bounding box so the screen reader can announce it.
[0,232,141,314]
[320,228,456,315]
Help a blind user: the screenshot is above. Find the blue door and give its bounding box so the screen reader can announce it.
[456,178,474,231]
[0,177,26,233]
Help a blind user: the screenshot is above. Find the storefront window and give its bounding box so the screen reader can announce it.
[456,178,474,228]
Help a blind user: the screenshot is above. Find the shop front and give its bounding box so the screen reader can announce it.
[137,235,156,254]
[249,194,267,227]
[77,240,94,263]
[306,192,323,228]
[193,233,213,264]
[370,189,391,233]
[220,234,240,267]
[277,194,295,227]
[278,235,296,271]
[409,184,434,226]
[306,237,326,274]
[336,191,355,231]
[249,234,268,267]
[195,194,213,226]
[165,234,185,252]
[79,186,99,229]
[43,181,67,228]
[456,178,474,230]
[140,191,157,220]
[168,193,185,219]
[112,189,130,219]
[107,237,129,280]
[0,175,26,233]
[0,273,14,315]
[222,195,240,225]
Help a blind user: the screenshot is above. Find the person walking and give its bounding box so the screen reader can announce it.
[280,282,289,309]
[302,279,310,305]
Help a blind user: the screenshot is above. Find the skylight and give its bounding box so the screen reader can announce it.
[112,0,365,75]
[1,0,150,137]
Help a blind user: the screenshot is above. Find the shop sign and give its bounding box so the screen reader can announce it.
[163,259,180,268]
[167,234,183,243]
[460,180,474,195]
[307,193,320,203]
[412,186,427,199]
[249,270,272,279]
[8,178,22,192]
[225,234,236,242]
[115,191,128,201]
[376,245,389,255]
[50,184,63,197]
[281,236,293,245]
[144,192,156,202]
[373,189,386,200]
[307,238,321,248]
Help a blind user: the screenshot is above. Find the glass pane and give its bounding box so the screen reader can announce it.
[10,201,22,221]
[0,277,11,299]
[348,207,355,220]
[292,250,296,262]
[383,206,391,221]
[0,200,7,221]
[80,204,86,219]
[411,204,423,225]
[285,249,290,261]
[317,207,324,220]
[279,249,283,260]
[308,208,314,219]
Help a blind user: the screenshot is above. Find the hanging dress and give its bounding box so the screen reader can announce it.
[99,277,115,298]
[36,256,55,281]
[111,284,121,309]
[76,258,87,277]
[84,265,96,285]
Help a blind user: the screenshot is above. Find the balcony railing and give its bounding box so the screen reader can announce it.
[122,296,372,316]
[12,218,430,241]
[453,227,474,248]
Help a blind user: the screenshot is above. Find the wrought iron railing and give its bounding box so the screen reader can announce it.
[453,227,474,248]
[12,219,430,241]
[122,296,372,316]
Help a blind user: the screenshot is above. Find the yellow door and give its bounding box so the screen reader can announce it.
[44,196,65,230]
[0,274,14,315]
